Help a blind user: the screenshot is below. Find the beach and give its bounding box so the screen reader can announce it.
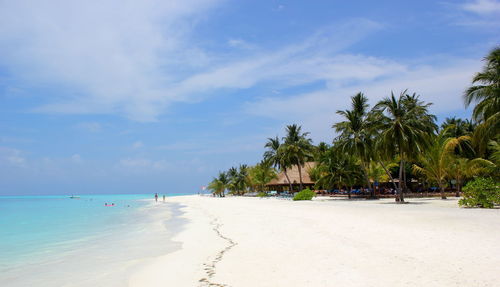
[0,195,183,287]
[131,195,500,287]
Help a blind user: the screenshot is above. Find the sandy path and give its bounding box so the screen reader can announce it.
[130,196,500,287]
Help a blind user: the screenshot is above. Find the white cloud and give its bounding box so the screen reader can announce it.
[76,122,102,132]
[244,57,481,143]
[71,154,82,163]
[0,0,223,122]
[0,8,382,121]
[132,141,144,149]
[171,20,383,100]
[118,158,168,170]
[0,146,26,167]
[448,0,500,27]
[461,0,500,14]
[227,39,256,50]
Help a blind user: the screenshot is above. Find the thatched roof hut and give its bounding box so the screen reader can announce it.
[266,162,316,192]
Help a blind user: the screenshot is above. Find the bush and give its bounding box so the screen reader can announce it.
[293,188,315,201]
[459,178,500,208]
[257,191,268,197]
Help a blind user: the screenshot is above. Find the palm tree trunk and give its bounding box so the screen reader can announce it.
[283,168,293,192]
[348,186,352,199]
[297,163,303,191]
[361,161,374,199]
[397,159,405,202]
[456,181,461,197]
[379,161,398,190]
[440,183,447,199]
[403,165,407,193]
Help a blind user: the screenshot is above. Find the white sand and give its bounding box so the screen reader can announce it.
[130,196,500,287]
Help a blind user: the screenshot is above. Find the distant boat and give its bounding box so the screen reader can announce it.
[69,195,80,199]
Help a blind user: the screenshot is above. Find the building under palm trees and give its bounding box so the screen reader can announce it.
[266,162,316,192]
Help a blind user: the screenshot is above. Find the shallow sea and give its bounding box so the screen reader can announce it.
[0,194,185,286]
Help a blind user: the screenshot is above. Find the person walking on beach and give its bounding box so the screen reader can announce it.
[163,195,165,202]
[154,193,158,202]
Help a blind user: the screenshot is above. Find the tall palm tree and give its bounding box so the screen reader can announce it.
[282,124,314,191]
[412,132,452,199]
[249,161,277,192]
[235,164,250,195]
[446,156,494,197]
[226,166,239,195]
[333,92,375,198]
[373,91,437,202]
[464,47,500,153]
[264,136,293,192]
[440,117,475,138]
[313,142,330,161]
[314,146,361,199]
[208,171,228,197]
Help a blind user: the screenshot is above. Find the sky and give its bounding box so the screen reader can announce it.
[0,0,499,195]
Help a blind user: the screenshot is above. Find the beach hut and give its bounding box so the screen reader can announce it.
[265,162,316,193]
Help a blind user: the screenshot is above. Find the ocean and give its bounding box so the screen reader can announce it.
[0,194,185,286]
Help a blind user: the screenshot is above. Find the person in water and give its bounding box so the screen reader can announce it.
[163,195,165,201]
[155,193,158,202]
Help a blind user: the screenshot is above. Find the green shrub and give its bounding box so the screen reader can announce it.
[293,188,315,201]
[257,191,268,197]
[459,178,500,208]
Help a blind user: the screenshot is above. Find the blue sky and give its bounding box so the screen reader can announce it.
[0,0,499,195]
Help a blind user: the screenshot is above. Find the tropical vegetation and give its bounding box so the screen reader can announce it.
[207,47,499,208]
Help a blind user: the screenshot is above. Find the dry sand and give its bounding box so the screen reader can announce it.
[129,196,500,287]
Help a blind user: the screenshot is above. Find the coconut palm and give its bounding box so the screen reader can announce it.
[412,133,452,199]
[314,147,361,199]
[282,124,314,191]
[313,142,330,161]
[412,128,478,199]
[249,161,277,192]
[208,171,228,197]
[373,91,437,202]
[464,47,500,153]
[440,117,475,138]
[333,92,375,198]
[446,156,494,197]
[264,136,293,192]
[234,164,250,195]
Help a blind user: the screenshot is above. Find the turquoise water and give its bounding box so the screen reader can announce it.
[0,194,184,286]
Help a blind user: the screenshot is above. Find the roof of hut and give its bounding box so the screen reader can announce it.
[266,162,316,186]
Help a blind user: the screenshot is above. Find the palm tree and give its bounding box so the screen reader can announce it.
[412,132,453,199]
[412,128,483,199]
[235,164,250,195]
[333,92,375,198]
[446,156,494,197]
[249,161,277,192]
[464,47,500,153]
[264,136,293,192]
[226,166,239,195]
[313,142,330,161]
[440,117,475,138]
[373,91,437,202]
[282,124,314,191]
[208,171,228,197]
[314,146,361,199]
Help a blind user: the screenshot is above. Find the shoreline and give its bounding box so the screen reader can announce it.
[131,195,500,287]
[0,197,184,287]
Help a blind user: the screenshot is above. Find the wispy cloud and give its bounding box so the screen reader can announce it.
[0,146,26,167]
[244,57,481,142]
[445,0,500,27]
[0,4,382,121]
[132,141,144,149]
[75,122,102,133]
[0,0,223,122]
[461,0,500,14]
